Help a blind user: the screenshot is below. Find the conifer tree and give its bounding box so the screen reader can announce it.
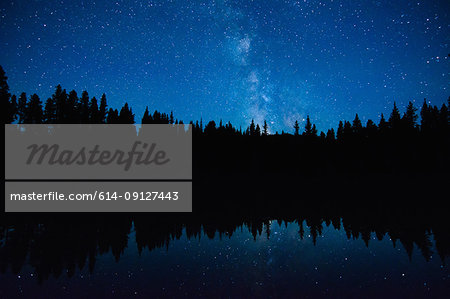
[389,102,401,130]
[25,94,43,124]
[106,108,119,124]
[343,121,352,139]
[312,124,318,136]
[119,102,134,124]
[352,113,362,134]
[402,101,418,129]
[263,120,268,135]
[294,120,300,136]
[7,94,17,123]
[326,128,335,142]
[379,113,388,131]
[79,91,90,123]
[255,124,261,136]
[142,106,151,124]
[1,65,16,123]
[303,116,312,136]
[43,97,56,123]
[54,85,68,123]
[65,90,78,123]
[99,93,108,123]
[336,121,344,141]
[89,97,100,123]
[17,92,27,124]
[249,119,256,136]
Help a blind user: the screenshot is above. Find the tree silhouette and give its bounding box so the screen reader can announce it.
[89,96,100,123]
[326,128,335,142]
[255,124,261,136]
[1,65,16,124]
[438,102,448,133]
[365,119,377,138]
[141,106,151,124]
[55,85,68,123]
[25,94,44,124]
[263,120,268,136]
[8,94,18,123]
[402,101,418,129]
[249,119,256,136]
[204,120,216,135]
[118,102,135,124]
[66,90,79,123]
[79,91,90,124]
[303,116,313,136]
[312,124,318,136]
[389,102,401,130]
[17,92,27,124]
[379,113,388,132]
[343,121,352,140]
[337,121,344,141]
[43,97,56,124]
[293,120,300,136]
[352,113,362,135]
[99,93,108,123]
[106,108,120,124]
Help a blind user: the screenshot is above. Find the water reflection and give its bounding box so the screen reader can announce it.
[0,209,449,297]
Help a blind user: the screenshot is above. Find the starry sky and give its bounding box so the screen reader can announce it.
[1,0,449,132]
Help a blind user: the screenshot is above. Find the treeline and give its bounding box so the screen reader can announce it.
[2,65,449,141]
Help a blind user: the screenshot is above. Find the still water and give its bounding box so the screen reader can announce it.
[0,220,448,298]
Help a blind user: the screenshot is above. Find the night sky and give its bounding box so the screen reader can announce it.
[1,0,449,132]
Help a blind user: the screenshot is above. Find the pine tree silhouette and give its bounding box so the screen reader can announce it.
[389,102,401,130]
[107,108,120,124]
[17,92,27,124]
[118,102,135,124]
[25,94,44,124]
[326,128,335,142]
[99,93,108,123]
[402,101,418,129]
[294,120,300,136]
[337,121,344,141]
[303,116,312,136]
[79,91,90,124]
[66,90,79,123]
[263,120,268,136]
[43,97,56,124]
[1,65,16,124]
[379,113,388,132]
[89,96,100,123]
[55,85,68,123]
[352,114,362,135]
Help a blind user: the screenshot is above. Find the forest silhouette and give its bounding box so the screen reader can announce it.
[2,65,449,175]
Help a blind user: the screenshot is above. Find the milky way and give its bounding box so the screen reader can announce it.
[1,0,449,132]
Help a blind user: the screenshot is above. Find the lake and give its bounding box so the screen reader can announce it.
[0,215,448,298]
